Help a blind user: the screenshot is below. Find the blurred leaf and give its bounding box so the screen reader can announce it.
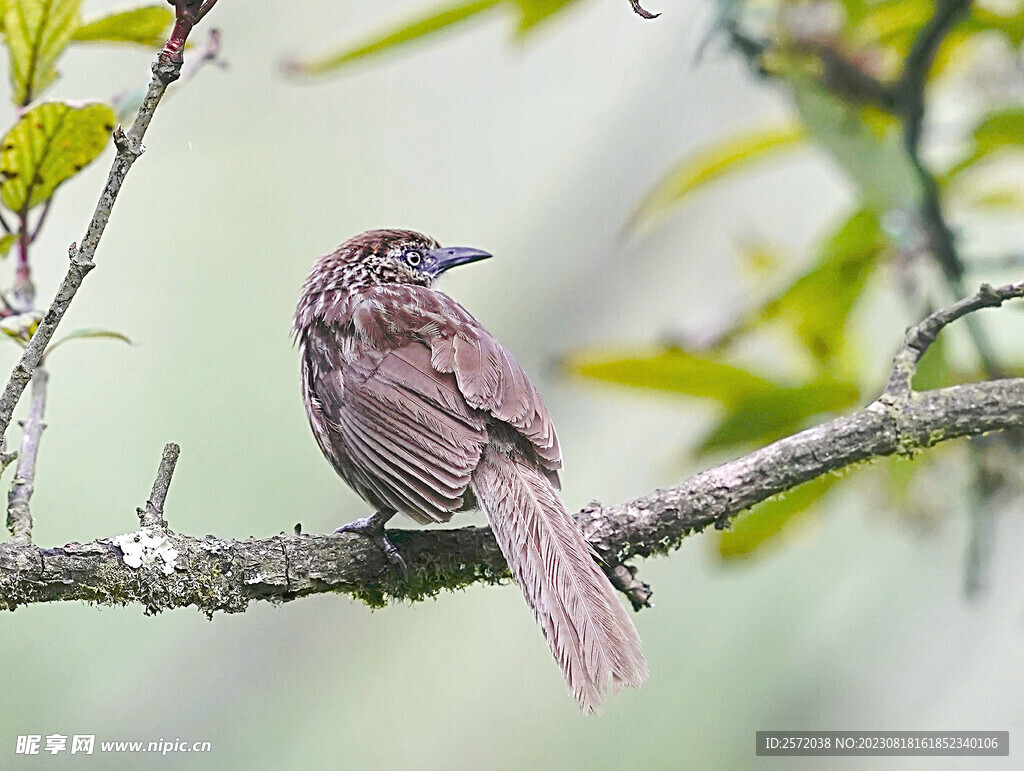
[631,125,806,228]
[755,209,885,367]
[957,186,1024,214]
[695,377,861,456]
[47,327,134,355]
[0,233,15,257]
[286,0,502,75]
[70,5,172,47]
[791,75,921,211]
[513,0,582,33]
[0,310,42,343]
[2,0,82,105]
[717,475,840,559]
[946,108,1024,179]
[0,101,115,213]
[566,348,775,405]
[737,239,784,279]
[912,320,948,391]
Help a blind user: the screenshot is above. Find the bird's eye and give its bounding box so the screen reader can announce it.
[404,250,422,267]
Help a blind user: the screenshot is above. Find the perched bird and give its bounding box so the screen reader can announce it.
[294,229,647,712]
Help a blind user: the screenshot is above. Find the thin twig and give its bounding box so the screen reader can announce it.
[629,0,660,19]
[0,3,218,442]
[138,443,181,529]
[5,368,47,543]
[884,281,1024,397]
[28,196,54,244]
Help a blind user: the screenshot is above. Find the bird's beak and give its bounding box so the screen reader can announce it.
[425,246,492,277]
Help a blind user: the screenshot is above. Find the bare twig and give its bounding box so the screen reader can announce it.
[0,2,219,442]
[138,443,181,529]
[884,281,1024,397]
[629,0,660,20]
[1,285,1023,612]
[28,196,54,244]
[5,368,47,543]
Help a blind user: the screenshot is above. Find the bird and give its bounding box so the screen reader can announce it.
[293,228,647,713]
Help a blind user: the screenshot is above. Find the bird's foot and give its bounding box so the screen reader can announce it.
[334,510,407,578]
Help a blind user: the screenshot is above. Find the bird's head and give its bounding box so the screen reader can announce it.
[326,229,492,289]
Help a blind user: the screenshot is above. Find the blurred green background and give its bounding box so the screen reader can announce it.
[3,0,1024,768]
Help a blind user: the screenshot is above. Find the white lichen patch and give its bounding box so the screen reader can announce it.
[113,529,179,575]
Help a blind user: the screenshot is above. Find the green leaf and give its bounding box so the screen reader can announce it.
[0,101,115,213]
[286,0,502,75]
[47,327,134,355]
[791,75,921,211]
[717,475,840,559]
[946,109,1024,179]
[70,5,172,48]
[566,348,775,406]
[754,209,885,367]
[912,319,948,391]
[695,378,861,456]
[3,0,82,106]
[631,125,806,228]
[512,0,581,33]
[0,232,15,257]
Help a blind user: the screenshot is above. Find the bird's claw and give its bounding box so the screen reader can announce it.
[334,514,408,578]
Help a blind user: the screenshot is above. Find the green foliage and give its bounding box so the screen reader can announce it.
[288,0,587,74]
[631,125,806,228]
[947,108,1024,179]
[566,348,775,405]
[696,378,860,456]
[0,232,15,257]
[71,5,173,48]
[912,322,949,392]
[289,0,502,74]
[2,0,82,106]
[0,101,115,213]
[754,209,884,369]
[717,475,840,559]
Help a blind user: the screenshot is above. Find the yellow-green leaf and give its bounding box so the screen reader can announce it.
[0,232,15,257]
[912,320,948,391]
[755,209,885,368]
[0,101,115,213]
[566,348,775,406]
[286,0,502,75]
[631,125,806,229]
[3,0,82,106]
[70,5,172,48]
[946,108,1024,179]
[717,475,840,559]
[513,0,581,34]
[695,378,861,456]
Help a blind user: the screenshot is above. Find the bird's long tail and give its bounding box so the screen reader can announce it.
[471,442,647,713]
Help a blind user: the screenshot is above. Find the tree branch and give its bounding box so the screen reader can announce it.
[5,368,46,543]
[1,281,1023,615]
[0,3,218,442]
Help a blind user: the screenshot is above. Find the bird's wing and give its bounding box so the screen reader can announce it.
[303,321,488,523]
[382,285,563,478]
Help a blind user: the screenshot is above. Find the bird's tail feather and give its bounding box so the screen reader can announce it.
[471,443,647,713]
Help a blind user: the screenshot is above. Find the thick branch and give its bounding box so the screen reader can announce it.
[0,377,1021,615]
